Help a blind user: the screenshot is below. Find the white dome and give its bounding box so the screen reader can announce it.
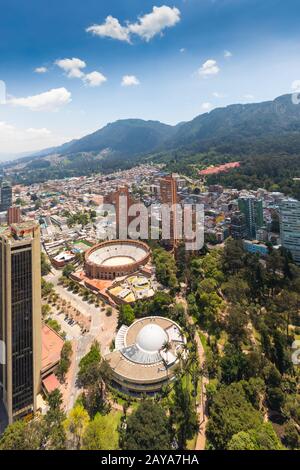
[136,324,168,352]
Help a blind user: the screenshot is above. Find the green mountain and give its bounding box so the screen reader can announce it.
[26,119,176,161]
[4,94,300,187]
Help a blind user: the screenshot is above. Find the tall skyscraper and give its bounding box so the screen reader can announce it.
[0,181,13,212]
[238,196,264,239]
[159,175,180,247]
[0,221,42,424]
[280,198,300,265]
[231,211,247,239]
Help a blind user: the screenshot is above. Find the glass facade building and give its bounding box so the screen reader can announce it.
[0,222,41,423]
[238,196,264,240]
[280,198,300,265]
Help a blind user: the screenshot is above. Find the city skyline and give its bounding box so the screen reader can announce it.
[1,0,300,154]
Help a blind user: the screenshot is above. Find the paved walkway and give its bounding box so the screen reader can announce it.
[176,296,209,451]
[45,269,118,410]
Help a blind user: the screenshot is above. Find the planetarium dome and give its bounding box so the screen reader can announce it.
[136,324,168,352]
[106,316,187,394]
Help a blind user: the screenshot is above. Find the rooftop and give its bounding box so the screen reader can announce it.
[41,324,64,373]
[105,316,185,384]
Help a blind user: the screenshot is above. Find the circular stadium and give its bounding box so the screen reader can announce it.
[84,240,151,279]
[105,316,187,394]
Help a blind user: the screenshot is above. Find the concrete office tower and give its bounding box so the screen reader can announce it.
[159,174,180,247]
[104,186,136,240]
[280,198,300,265]
[0,221,42,424]
[238,196,264,239]
[0,181,13,212]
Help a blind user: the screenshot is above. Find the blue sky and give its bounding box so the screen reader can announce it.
[1,0,300,154]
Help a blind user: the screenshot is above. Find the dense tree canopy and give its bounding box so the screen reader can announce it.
[124,401,171,450]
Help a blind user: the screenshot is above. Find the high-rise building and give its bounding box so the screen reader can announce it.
[238,196,264,239]
[0,181,13,212]
[0,221,42,424]
[231,211,247,239]
[280,198,300,265]
[159,175,180,247]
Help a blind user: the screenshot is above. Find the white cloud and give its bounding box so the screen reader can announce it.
[243,94,255,100]
[55,57,86,78]
[0,121,60,153]
[8,87,72,111]
[291,80,300,92]
[86,6,180,43]
[198,59,220,78]
[83,71,107,87]
[201,102,213,111]
[121,75,140,87]
[213,91,227,98]
[0,121,51,138]
[35,66,48,74]
[25,127,51,138]
[86,15,130,42]
[55,57,107,87]
[0,121,15,133]
[224,50,232,58]
[128,6,181,41]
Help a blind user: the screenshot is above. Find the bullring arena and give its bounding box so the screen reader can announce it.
[84,239,151,280]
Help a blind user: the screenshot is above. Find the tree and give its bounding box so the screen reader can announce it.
[123,401,171,450]
[222,275,250,304]
[227,423,283,450]
[241,377,266,411]
[77,341,111,416]
[41,252,51,276]
[41,278,54,297]
[152,248,179,291]
[170,379,198,449]
[77,341,101,387]
[0,420,41,450]
[64,404,90,450]
[118,304,135,327]
[222,238,245,275]
[283,420,300,449]
[82,413,119,450]
[272,330,293,375]
[206,382,263,449]
[45,318,62,336]
[63,263,75,278]
[42,303,51,318]
[225,305,249,346]
[42,389,67,450]
[220,344,248,384]
[56,341,72,382]
[281,394,300,425]
[81,361,112,417]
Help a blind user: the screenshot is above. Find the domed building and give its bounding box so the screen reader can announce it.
[105,316,187,394]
